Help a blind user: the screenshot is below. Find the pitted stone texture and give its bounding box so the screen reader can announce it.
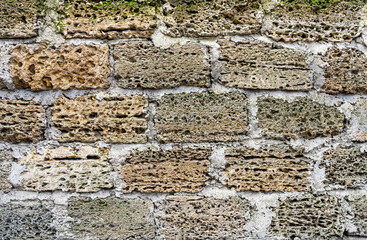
[163,0,261,37]
[52,95,148,143]
[114,42,210,89]
[218,39,312,91]
[10,44,110,91]
[323,146,367,189]
[352,99,367,141]
[271,195,344,239]
[61,0,161,39]
[224,145,311,192]
[158,196,252,239]
[20,146,113,192]
[0,0,39,38]
[322,48,367,94]
[155,92,247,143]
[122,148,210,193]
[347,195,367,236]
[0,150,13,192]
[68,197,155,240]
[257,97,344,139]
[0,200,56,239]
[0,99,45,143]
[264,0,366,42]
[0,43,13,89]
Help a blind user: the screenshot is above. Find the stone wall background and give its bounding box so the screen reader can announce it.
[0,0,367,239]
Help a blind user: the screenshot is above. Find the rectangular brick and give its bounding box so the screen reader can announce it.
[20,146,113,192]
[10,44,110,91]
[114,42,210,89]
[155,92,247,143]
[68,197,155,239]
[224,145,310,192]
[0,150,13,192]
[157,196,252,239]
[122,148,210,193]
[218,39,312,91]
[60,0,161,39]
[257,97,344,139]
[0,0,39,38]
[0,99,45,143]
[51,95,148,143]
[163,0,261,37]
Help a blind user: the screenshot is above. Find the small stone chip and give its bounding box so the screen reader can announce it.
[0,150,13,192]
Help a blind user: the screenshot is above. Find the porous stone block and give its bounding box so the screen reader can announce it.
[0,150,13,192]
[163,0,262,37]
[271,195,344,239]
[60,0,161,39]
[224,145,311,192]
[0,200,56,239]
[257,97,344,139]
[0,99,45,143]
[155,92,247,143]
[10,44,110,91]
[347,195,367,236]
[323,146,367,189]
[68,197,155,239]
[352,99,367,141]
[218,39,312,91]
[322,48,367,94]
[114,42,210,89]
[122,148,210,193]
[264,0,366,42]
[51,95,148,143]
[20,146,113,192]
[157,196,252,239]
[0,0,39,38]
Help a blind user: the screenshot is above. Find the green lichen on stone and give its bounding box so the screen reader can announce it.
[280,0,364,8]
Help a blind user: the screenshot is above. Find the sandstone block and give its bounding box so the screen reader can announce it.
[271,195,344,239]
[347,195,367,236]
[122,148,210,193]
[0,99,45,143]
[257,97,344,139]
[60,0,161,39]
[0,150,13,192]
[20,146,113,192]
[0,200,56,239]
[10,44,110,91]
[264,0,366,42]
[51,95,148,143]
[224,145,310,192]
[114,42,210,89]
[157,196,252,239]
[352,99,367,141]
[0,0,39,38]
[218,39,312,91]
[163,0,261,37]
[323,146,367,189]
[322,48,367,94]
[68,197,155,239]
[155,92,247,143]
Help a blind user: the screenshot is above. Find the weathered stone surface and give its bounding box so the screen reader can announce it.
[352,99,367,141]
[114,42,210,89]
[218,39,312,91]
[0,150,13,192]
[51,95,148,143]
[0,200,56,239]
[158,196,252,239]
[0,0,39,38]
[163,0,262,37]
[68,197,155,239]
[271,195,344,239]
[322,48,367,94]
[122,148,210,193]
[224,145,311,192]
[323,146,367,189]
[0,43,13,88]
[347,195,367,236]
[264,0,366,42]
[20,146,113,192]
[61,0,161,39]
[155,92,247,143]
[10,44,110,91]
[0,99,45,143]
[257,97,345,139]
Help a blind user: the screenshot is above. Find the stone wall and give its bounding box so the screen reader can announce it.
[0,0,366,239]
